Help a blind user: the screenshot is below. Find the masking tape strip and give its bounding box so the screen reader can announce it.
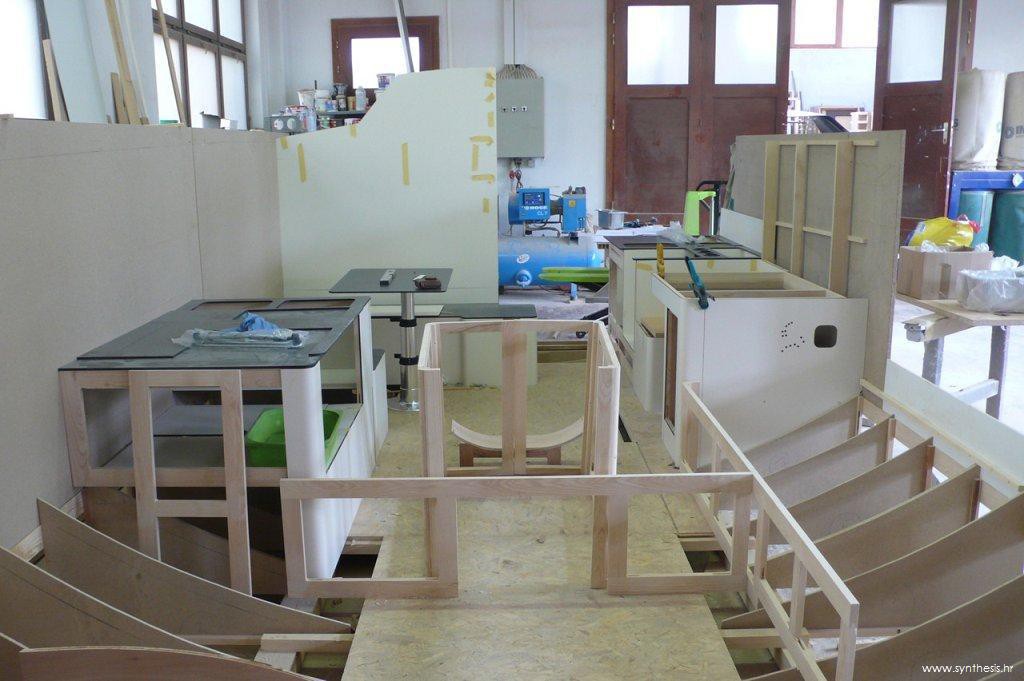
[470,135,494,145]
[349,124,357,137]
[297,143,307,183]
[472,174,495,183]
[483,197,491,214]
[485,92,495,102]
[487,111,494,128]
[472,144,480,171]
[279,136,288,150]
[750,260,757,271]
[402,142,410,186]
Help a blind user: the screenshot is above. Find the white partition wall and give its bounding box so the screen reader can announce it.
[277,68,499,305]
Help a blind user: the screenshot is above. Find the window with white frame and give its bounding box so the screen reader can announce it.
[152,0,248,128]
[0,0,48,119]
[792,0,879,49]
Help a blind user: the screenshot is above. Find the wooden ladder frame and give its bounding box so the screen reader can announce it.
[129,369,252,594]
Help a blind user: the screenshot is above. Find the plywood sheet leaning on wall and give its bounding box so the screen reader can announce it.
[278,68,499,304]
[723,131,905,387]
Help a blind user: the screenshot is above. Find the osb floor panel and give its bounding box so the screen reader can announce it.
[343,362,737,680]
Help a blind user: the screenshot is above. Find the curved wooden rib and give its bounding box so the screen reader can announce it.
[774,439,932,544]
[18,647,307,680]
[0,632,24,681]
[750,574,1024,681]
[0,546,206,653]
[725,492,1024,631]
[36,499,350,637]
[762,418,893,507]
[764,465,979,588]
[451,417,584,452]
[746,398,861,477]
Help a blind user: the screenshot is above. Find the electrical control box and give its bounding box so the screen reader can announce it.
[509,188,551,224]
[558,190,587,233]
[496,78,545,159]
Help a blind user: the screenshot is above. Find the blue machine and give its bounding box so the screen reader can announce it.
[556,189,587,233]
[508,188,551,224]
[498,235,602,288]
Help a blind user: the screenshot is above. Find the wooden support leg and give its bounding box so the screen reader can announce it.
[221,371,252,594]
[987,325,1009,418]
[922,337,944,384]
[459,443,477,467]
[128,371,160,560]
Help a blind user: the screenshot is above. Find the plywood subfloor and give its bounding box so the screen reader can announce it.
[342,362,737,680]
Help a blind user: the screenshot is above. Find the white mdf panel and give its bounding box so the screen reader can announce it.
[698,298,866,452]
[278,68,498,305]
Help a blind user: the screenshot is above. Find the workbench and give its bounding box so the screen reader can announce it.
[898,294,1023,417]
[59,297,380,591]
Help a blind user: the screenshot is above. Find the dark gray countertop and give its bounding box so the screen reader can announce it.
[61,297,370,371]
[605,234,760,259]
[330,268,453,294]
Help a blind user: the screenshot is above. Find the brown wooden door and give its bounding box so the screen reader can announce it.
[607,0,791,222]
[874,0,964,239]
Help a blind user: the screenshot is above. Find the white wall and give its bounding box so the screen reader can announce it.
[274,0,607,209]
[974,0,1024,74]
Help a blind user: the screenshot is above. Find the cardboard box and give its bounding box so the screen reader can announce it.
[896,247,994,300]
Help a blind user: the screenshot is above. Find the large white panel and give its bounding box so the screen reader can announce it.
[698,297,867,450]
[278,67,498,304]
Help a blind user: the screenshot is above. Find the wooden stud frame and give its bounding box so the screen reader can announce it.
[278,472,755,599]
[679,381,860,681]
[418,320,621,477]
[129,369,252,594]
[761,138,869,296]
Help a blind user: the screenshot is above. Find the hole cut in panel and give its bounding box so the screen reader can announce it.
[715,4,779,85]
[627,5,690,85]
[888,0,946,83]
[814,325,838,348]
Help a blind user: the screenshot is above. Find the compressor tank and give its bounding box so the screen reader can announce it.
[498,234,603,288]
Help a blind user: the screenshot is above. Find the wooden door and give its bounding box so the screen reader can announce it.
[874,0,963,239]
[607,0,791,221]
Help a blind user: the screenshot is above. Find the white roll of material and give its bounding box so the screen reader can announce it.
[999,72,1024,170]
[953,69,1006,170]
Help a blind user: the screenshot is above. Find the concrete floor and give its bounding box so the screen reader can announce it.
[890,299,1024,433]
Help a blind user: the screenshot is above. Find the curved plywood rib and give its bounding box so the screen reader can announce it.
[18,647,307,680]
[765,465,979,587]
[84,487,288,594]
[775,439,932,544]
[36,499,350,637]
[452,418,584,453]
[750,574,1024,681]
[762,418,893,507]
[0,632,24,681]
[0,547,207,654]
[745,398,861,476]
[725,492,1024,631]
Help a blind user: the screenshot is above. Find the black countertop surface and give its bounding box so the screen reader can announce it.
[61,297,370,371]
[330,268,453,294]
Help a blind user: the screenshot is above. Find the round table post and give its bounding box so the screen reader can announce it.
[391,290,420,412]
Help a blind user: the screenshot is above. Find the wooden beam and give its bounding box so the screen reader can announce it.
[155,0,186,124]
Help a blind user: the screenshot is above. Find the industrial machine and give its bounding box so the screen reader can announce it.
[499,186,600,290]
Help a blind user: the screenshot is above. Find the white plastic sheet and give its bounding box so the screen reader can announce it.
[956,268,1024,313]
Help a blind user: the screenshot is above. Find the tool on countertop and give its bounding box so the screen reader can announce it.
[379,269,396,286]
[414,274,442,290]
[685,256,713,310]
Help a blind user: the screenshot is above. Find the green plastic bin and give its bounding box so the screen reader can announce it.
[990,191,1024,261]
[245,407,343,468]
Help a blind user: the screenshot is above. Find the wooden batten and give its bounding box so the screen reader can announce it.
[18,647,307,680]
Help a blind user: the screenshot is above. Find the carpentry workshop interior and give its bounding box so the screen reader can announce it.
[5,0,1024,679]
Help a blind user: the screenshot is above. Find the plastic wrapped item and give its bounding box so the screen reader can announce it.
[956,268,1024,313]
[172,312,309,348]
[908,216,978,248]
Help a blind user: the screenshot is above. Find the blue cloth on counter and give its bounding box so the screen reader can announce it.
[234,312,280,332]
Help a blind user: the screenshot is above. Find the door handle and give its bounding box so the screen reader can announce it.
[930,122,950,144]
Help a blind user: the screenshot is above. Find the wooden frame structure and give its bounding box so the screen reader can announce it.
[279,473,755,600]
[677,376,1022,680]
[420,320,620,477]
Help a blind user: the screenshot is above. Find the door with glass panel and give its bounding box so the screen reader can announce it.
[608,0,791,221]
[874,0,963,238]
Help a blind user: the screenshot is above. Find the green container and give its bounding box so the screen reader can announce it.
[990,191,1024,261]
[959,190,994,247]
[538,267,609,284]
[245,408,343,468]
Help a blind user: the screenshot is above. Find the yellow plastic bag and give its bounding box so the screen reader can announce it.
[908,216,977,248]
